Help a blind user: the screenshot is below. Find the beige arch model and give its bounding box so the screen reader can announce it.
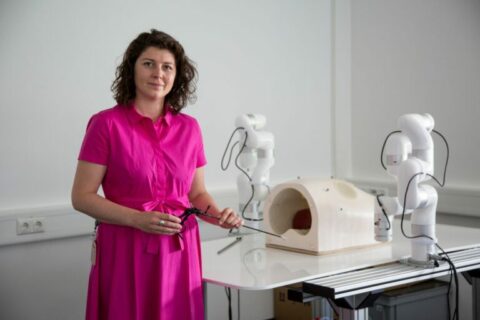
[263,178,381,255]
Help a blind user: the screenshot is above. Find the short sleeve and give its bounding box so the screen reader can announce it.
[78,113,110,165]
[194,120,207,168]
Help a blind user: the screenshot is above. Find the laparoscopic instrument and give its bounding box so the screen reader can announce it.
[221,114,275,230]
[181,207,284,239]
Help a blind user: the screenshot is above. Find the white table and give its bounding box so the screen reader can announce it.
[201,222,480,318]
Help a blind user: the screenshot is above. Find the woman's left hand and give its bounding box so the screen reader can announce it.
[217,208,243,229]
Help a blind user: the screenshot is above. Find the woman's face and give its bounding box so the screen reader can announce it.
[134,46,176,103]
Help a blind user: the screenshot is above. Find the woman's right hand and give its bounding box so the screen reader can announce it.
[132,211,182,235]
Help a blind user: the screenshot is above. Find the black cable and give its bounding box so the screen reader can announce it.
[435,243,459,320]
[225,287,232,320]
[449,259,459,320]
[220,127,259,222]
[434,244,453,320]
[233,131,260,221]
[237,289,240,320]
[222,268,242,320]
[432,129,450,187]
[376,194,391,230]
[399,173,433,240]
[446,262,453,319]
[221,127,244,171]
[241,185,258,221]
[234,130,252,182]
[380,130,401,170]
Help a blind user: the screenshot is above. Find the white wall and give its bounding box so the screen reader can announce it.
[0,235,91,320]
[334,0,480,217]
[0,0,332,214]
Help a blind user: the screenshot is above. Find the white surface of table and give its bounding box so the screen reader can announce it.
[201,222,480,290]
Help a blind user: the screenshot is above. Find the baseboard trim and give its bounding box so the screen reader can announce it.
[348,177,480,218]
[0,188,238,247]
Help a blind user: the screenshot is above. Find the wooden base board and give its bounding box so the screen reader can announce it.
[266,241,389,256]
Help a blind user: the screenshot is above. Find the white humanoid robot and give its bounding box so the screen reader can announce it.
[234,114,275,230]
[374,113,439,266]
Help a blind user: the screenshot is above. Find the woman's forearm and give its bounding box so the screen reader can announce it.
[71,161,141,227]
[72,192,139,227]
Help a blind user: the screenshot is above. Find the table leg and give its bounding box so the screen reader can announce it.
[335,307,368,320]
[471,270,480,320]
[328,292,380,320]
[203,281,208,319]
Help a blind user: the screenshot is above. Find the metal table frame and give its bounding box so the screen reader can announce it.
[301,247,480,320]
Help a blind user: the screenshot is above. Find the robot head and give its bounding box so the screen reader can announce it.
[235,114,267,130]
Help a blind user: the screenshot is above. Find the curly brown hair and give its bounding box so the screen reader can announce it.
[111,29,197,113]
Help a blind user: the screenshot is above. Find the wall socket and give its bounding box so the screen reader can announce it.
[16,217,46,235]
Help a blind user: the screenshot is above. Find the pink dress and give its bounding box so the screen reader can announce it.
[78,104,206,320]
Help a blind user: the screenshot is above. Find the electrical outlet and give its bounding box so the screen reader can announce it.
[32,218,45,233]
[16,217,46,235]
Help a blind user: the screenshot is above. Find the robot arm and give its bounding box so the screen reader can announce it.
[375,114,438,265]
[235,114,275,227]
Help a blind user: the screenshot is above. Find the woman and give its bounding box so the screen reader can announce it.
[72,29,242,320]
